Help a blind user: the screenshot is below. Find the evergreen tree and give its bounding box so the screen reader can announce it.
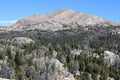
[15,51,22,66]
[6,47,13,60]
[28,57,33,66]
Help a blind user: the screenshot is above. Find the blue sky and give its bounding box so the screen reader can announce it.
[0,0,120,26]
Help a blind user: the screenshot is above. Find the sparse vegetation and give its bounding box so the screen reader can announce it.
[0,25,120,80]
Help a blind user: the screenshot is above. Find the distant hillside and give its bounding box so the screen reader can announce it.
[0,9,120,31]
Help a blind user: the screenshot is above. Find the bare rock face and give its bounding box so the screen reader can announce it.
[104,51,120,66]
[0,62,15,80]
[0,78,11,80]
[33,57,75,80]
[12,37,34,45]
[1,9,120,31]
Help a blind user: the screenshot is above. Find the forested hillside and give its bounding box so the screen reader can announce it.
[0,25,120,80]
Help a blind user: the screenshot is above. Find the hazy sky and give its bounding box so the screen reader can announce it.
[0,0,120,26]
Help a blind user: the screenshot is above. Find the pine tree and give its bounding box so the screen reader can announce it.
[15,51,22,66]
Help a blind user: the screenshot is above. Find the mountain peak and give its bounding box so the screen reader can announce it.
[52,9,75,13]
[0,9,120,31]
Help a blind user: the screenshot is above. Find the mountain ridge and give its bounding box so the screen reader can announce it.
[0,9,120,31]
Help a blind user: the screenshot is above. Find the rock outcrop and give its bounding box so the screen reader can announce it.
[12,37,34,45]
[33,57,75,80]
[104,51,120,66]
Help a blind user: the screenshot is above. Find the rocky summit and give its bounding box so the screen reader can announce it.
[0,9,120,31]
